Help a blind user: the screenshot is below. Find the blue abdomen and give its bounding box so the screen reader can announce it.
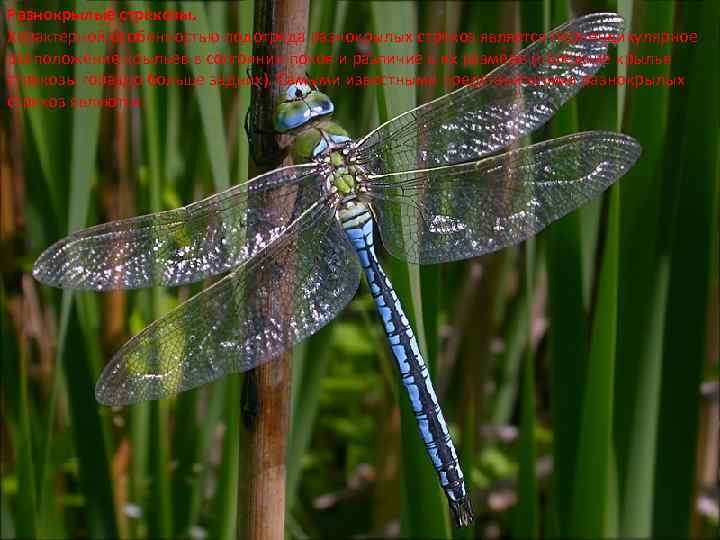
[339,201,472,526]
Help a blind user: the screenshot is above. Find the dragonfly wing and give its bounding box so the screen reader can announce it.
[32,164,325,290]
[366,132,640,264]
[95,201,360,406]
[353,13,624,173]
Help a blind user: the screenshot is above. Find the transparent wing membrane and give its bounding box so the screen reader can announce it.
[95,204,360,406]
[29,11,643,426]
[32,164,322,290]
[354,13,624,174]
[367,132,641,264]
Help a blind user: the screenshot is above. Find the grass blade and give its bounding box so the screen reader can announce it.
[614,3,675,537]
[207,2,254,540]
[569,185,620,537]
[63,298,118,538]
[187,380,229,532]
[48,3,117,537]
[652,1,719,534]
[128,2,173,535]
[370,2,450,536]
[211,376,241,540]
[544,3,585,531]
[513,239,538,538]
[2,282,37,538]
[180,0,231,191]
[287,325,334,508]
[1,488,15,538]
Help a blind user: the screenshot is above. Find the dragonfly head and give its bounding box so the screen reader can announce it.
[274,81,334,133]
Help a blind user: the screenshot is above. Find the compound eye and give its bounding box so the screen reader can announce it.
[285,84,297,101]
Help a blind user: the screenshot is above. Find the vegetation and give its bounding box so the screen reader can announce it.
[1,0,717,538]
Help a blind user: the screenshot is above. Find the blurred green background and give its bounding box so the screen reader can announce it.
[1,0,718,538]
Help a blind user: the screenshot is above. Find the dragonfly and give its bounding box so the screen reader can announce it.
[33,13,640,528]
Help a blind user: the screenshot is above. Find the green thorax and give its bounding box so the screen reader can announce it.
[291,120,349,163]
[326,149,360,196]
[291,122,363,197]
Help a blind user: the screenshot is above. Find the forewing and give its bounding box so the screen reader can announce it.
[354,13,624,173]
[95,202,360,406]
[367,132,640,264]
[32,164,324,290]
